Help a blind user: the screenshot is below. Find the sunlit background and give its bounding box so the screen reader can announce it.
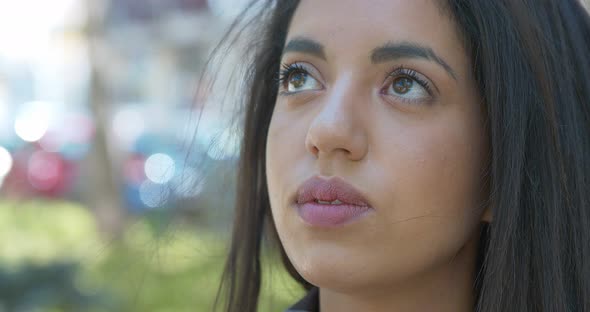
[0,0,301,311]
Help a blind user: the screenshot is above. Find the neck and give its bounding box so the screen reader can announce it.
[319,231,481,312]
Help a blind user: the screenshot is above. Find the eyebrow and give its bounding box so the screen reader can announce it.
[282,37,457,81]
[283,37,327,60]
[371,41,457,80]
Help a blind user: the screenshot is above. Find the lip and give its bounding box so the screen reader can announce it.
[295,176,373,227]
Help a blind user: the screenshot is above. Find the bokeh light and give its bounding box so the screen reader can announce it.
[139,180,170,208]
[144,153,176,184]
[14,101,53,142]
[27,150,65,192]
[0,146,13,177]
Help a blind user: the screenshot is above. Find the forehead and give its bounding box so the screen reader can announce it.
[286,0,466,74]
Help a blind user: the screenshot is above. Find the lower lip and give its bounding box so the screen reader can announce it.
[296,202,372,227]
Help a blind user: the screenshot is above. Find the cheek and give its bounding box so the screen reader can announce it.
[265,115,284,212]
[265,110,315,275]
[378,121,486,220]
[350,109,488,281]
[265,109,307,226]
[370,109,488,239]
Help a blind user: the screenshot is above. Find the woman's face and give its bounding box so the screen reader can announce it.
[266,0,489,292]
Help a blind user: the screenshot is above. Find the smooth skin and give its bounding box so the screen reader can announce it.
[265,0,492,311]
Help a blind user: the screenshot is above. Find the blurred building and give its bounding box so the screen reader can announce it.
[0,0,248,234]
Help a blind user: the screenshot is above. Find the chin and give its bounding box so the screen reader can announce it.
[286,242,382,292]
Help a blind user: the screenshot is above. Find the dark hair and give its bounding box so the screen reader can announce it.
[212,1,590,311]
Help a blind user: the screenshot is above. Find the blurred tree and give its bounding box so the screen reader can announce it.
[82,0,128,238]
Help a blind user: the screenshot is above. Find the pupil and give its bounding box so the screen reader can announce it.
[393,77,413,94]
[290,72,306,89]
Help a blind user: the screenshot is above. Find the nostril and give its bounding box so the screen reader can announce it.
[311,146,319,155]
[306,140,320,156]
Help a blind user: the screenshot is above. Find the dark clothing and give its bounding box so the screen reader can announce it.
[284,287,319,312]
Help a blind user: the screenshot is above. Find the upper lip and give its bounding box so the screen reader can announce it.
[296,176,370,207]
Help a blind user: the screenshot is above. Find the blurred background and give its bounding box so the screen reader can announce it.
[2,1,589,311]
[0,0,301,311]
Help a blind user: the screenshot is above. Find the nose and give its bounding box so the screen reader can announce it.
[304,81,368,161]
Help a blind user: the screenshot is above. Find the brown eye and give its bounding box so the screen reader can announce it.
[285,71,321,93]
[279,63,323,94]
[384,73,430,103]
[392,77,413,94]
[289,71,307,89]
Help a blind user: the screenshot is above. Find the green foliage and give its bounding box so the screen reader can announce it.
[0,262,112,312]
[0,201,303,312]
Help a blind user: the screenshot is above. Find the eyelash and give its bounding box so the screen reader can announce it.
[384,66,434,96]
[276,62,434,98]
[276,62,308,91]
